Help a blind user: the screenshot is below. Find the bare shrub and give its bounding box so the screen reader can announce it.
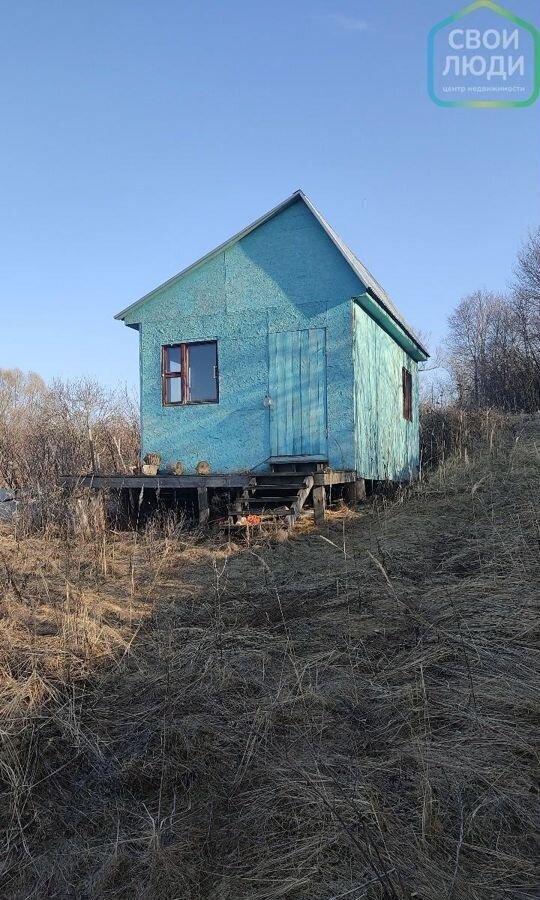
[420,403,509,473]
[13,485,111,539]
[0,369,139,490]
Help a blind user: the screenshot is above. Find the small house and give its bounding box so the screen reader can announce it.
[115,191,428,519]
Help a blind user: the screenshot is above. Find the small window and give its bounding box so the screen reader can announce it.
[162,341,219,406]
[402,367,413,422]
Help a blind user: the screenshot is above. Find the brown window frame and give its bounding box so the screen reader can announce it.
[161,341,219,406]
[402,367,413,422]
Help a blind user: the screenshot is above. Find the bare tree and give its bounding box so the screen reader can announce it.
[512,229,540,390]
[0,371,140,489]
[447,291,508,407]
[447,273,540,412]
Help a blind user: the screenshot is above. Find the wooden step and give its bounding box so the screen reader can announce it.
[271,466,323,475]
[229,497,296,509]
[255,474,306,483]
[255,474,305,481]
[252,484,305,492]
[269,455,327,464]
[228,506,291,518]
[241,507,291,517]
[230,472,314,529]
[270,457,327,475]
[248,495,298,503]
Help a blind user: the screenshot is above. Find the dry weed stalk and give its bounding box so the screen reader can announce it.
[0,415,539,899]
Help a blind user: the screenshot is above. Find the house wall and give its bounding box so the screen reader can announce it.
[353,301,420,481]
[123,200,362,473]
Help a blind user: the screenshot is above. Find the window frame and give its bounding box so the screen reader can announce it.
[161,340,219,407]
[402,367,413,422]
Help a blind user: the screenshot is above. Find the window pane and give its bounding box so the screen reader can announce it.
[187,342,218,402]
[166,376,182,403]
[165,345,181,374]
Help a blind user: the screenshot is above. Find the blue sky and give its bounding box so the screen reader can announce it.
[1,0,538,387]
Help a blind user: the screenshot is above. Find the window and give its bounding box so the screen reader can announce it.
[402,367,413,422]
[162,341,219,405]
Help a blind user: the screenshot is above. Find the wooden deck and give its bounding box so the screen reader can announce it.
[59,469,359,528]
[59,470,357,490]
[59,473,255,490]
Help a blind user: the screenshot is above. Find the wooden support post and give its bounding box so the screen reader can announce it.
[119,488,131,528]
[231,490,243,519]
[197,487,209,525]
[128,488,137,526]
[356,478,367,502]
[345,478,366,505]
[312,485,326,526]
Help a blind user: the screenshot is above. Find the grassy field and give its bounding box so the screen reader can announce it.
[0,417,539,899]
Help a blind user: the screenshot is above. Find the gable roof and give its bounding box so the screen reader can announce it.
[115,190,428,357]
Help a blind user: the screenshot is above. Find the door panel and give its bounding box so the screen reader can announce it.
[268,328,327,458]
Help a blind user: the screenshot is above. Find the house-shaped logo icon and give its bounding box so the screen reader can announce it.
[428,0,540,107]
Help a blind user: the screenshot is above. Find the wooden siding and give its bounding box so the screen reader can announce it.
[353,301,420,481]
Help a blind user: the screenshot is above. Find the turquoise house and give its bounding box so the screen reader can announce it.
[115,191,428,482]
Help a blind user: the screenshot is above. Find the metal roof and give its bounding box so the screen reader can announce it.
[114,190,428,357]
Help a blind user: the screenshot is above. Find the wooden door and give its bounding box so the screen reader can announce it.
[268,328,327,458]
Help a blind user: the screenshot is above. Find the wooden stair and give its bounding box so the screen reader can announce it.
[228,471,315,529]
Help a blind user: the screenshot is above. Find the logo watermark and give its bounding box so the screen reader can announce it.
[428,0,539,107]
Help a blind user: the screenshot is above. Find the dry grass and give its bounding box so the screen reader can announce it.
[419,404,508,473]
[0,416,539,899]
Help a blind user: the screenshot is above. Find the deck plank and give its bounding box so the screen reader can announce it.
[59,474,255,490]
